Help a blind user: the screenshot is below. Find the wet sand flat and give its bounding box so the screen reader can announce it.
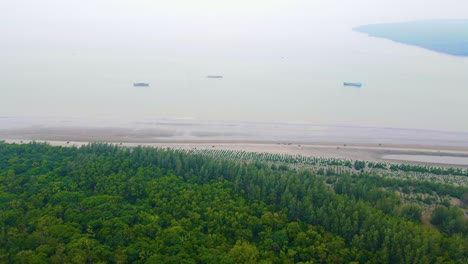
[382,155,468,166]
[2,118,468,168]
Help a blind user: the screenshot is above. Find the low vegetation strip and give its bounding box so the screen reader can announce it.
[183,148,468,185]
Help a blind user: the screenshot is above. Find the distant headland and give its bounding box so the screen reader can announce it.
[354,20,468,57]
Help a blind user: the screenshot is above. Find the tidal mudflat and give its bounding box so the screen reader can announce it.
[382,154,468,166]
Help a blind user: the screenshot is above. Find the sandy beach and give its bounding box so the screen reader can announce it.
[2,118,468,167]
[4,139,468,168]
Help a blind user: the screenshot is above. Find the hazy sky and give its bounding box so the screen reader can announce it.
[2,0,466,66]
[3,0,468,19]
[3,0,468,55]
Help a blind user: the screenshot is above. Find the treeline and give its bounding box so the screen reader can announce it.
[188,148,468,177]
[0,142,467,263]
[338,172,467,199]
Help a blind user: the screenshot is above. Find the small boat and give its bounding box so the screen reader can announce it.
[134,83,150,87]
[207,75,223,79]
[343,82,362,87]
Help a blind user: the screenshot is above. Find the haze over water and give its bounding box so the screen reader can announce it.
[2,0,468,132]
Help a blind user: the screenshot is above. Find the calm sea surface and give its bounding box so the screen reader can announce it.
[2,15,468,132]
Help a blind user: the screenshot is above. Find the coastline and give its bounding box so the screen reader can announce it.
[3,138,468,168]
[2,118,468,168]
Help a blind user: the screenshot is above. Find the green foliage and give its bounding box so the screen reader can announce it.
[229,240,258,264]
[462,193,468,208]
[353,161,366,171]
[185,148,468,177]
[0,142,467,263]
[399,204,422,223]
[430,206,467,235]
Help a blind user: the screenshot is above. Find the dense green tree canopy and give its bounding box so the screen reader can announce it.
[0,142,466,263]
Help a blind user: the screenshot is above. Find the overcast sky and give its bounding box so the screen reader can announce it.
[2,0,468,51]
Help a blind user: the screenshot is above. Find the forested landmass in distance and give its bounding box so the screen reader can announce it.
[354,20,468,57]
[0,142,466,263]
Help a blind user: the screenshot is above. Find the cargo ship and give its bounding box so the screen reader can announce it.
[343,82,362,87]
[133,83,150,87]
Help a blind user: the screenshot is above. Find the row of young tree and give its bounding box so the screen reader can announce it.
[0,142,467,263]
[187,148,468,176]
